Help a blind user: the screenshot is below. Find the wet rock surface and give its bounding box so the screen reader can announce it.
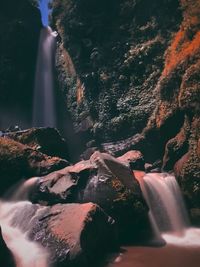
[142,0,200,210]
[10,202,117,267]
[33,151,149,241]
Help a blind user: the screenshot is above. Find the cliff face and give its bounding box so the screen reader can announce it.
[52,0,200,209]
[145,0,200,208]
[0,0,42,129]
[51,0,181,145]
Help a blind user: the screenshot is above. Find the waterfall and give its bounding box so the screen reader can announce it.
[33,26,57,127]
[137,172,200,247]
[141,173,189,234]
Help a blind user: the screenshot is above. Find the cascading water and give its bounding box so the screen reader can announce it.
[0,178,49,267]
[32,26,57,127]
[140,173,189,234]
[137,172,200,247]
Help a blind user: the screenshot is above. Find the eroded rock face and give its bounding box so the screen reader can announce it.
[6,127,69,160]
[34,151,149,241]
[0,0,42,129]
[117,150,145,170]
[9,202,117,267]
[0,137,69,194]
[142,0,200,210]
[51,0,181,147]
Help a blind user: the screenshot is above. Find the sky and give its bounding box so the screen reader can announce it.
[39,0,50,26]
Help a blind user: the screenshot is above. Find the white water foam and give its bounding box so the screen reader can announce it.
[0,178,49,267]
[137,172,200,247]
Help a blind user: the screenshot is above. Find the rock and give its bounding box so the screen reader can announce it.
[90,151,137,190]
[101,133,160,163]
[83,152,150,241]
[0,226,15,267]
[144,163,153,172]
[80,147,98,160]
[32,160,95,204]
[51,0,181,147]
[0,137,69,194]
[140,1,200,210]
[133,171,146,181]
[162,116,190,171]
[9,202,117,266]
[174,152,190,178]
[117,150,145,170]
[34,151,149,242]
[144,160,162,173]
[6,127,69,160]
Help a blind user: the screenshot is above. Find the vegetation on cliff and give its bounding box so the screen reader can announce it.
[145,0,200,209]
[51,0,181,145]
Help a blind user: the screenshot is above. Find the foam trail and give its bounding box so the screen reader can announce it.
[137,172,200,247]
[0,178,49,267]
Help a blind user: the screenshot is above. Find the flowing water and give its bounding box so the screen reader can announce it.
[139,173,189,234]
[1,172,200,267]
[0,178,49,267]
[103,172,200,267]
[33,26,57,127]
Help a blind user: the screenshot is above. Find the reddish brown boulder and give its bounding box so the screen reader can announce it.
[117,150,145,170]
[9,202,116,266]
[32,160,96,204]
[0,137,69,194]
[34,151,149,242]
[5,127,69,160]
[133,171,146,182]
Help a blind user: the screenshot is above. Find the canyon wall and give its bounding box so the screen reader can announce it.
[51,0,200,210]
[51,0,181,145]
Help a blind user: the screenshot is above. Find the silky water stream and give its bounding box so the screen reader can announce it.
[104,173,200,267]
[0,178,49,267]
[32,26,57,128]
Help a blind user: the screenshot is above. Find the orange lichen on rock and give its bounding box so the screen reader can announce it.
[155,101,177,128]
[76,78,84,103]
[61,45,77,77]
[162,0,200,76]
[60,45,84,103]
[163,30,200,76]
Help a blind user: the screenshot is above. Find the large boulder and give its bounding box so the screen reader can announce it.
[117,150,145,170]
[5,127,69,160]
[32,160,95,204]
[8,201,117,266]
[33,151,149,241]
[0,137,69,194]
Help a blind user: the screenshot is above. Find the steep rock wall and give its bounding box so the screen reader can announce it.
[51,0,181,147]
[51,0,200,210]
[144,0,200,209]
